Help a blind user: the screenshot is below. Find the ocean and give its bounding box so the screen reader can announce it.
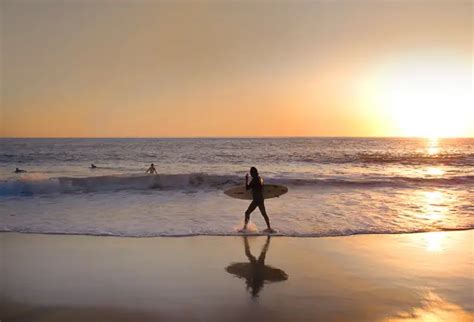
[1,137,472,237]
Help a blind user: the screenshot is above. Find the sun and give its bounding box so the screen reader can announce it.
[369,54,473,138]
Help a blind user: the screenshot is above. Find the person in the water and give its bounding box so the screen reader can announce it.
[145,163,158,175]
[90,163,97,169]
[14,168,26,173]
[241,167,274,233]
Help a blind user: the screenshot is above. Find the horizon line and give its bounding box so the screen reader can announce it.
[1,135,473,139]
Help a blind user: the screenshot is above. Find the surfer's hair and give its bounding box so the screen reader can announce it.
[250,167,258,178]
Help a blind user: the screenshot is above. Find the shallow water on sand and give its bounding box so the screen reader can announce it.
[1,231,472,321]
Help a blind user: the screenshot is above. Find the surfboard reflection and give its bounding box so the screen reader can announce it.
[225,236,288,298]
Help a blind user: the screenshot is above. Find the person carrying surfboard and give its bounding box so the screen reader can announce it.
[241,167,275,233]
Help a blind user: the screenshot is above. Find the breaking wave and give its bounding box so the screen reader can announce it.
[1,172,473,196]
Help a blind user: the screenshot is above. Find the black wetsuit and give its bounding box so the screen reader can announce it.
[245,176,270,227]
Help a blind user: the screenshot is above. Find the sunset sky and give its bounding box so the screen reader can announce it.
[1,0,472,138]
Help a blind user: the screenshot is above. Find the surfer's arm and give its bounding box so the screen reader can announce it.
[245,177,254,190]
[245,181,251,190]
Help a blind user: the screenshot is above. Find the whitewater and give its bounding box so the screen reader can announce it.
[1,137,473,237]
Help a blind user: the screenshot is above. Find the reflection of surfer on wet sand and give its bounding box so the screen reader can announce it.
[226,236,288,298]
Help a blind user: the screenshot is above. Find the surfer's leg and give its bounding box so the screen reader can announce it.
[257,201,271,229]
[244,201,258,228]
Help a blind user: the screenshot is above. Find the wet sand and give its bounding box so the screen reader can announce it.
[1,230,472,321]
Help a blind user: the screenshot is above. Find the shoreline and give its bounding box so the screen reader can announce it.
[1,227,472,239]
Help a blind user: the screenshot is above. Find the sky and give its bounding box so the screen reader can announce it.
[1,0,472,138]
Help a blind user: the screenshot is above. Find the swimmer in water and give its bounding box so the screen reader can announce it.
[90,164,97,169]
[145,163,158,175]
[14,168,26,173]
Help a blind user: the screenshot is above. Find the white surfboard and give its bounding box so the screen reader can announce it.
[224,184,288,200]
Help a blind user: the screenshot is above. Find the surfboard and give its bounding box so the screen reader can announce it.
[224,184,288,200]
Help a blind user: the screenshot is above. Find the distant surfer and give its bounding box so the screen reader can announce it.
[146,163,158,175]
[14,167,26,173]
[241,167,275,233]
[90,163,97,169]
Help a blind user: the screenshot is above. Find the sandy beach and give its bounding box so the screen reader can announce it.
[1,230,472,321]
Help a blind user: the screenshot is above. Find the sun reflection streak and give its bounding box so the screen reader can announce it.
[426,167,444,176]
[385,291,473,321]
[427,137,439,155]
[426,167,445,176]
[416,191,448,222]
[424,191,442,204]
[423,232,445,252]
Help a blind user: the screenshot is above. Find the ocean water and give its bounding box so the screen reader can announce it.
[0,137,473,237]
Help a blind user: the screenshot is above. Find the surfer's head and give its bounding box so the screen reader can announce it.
[250,167,258,178]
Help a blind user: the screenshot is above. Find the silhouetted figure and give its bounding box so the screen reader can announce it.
[90,164,97,169]
[145,163,157,175]
[241,167,274,232]
[226,236,288,298]
[14,168,26,173]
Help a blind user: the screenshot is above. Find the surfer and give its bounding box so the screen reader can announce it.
[145,163,158,175]
[241,167,275,233]
[90,163,97,169]
[14,168,26,173]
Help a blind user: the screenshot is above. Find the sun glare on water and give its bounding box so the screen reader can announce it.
[369,54,473,138]
[424,232,446,252]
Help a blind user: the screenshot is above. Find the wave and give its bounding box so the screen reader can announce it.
[289,175,474,187]
[294,153,474,166]
[0,226,472,238]
[0,173,239,196]
[1,173,473,196]
[2,152,474,166]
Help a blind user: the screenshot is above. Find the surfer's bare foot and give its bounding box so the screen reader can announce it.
[264,228,276,233]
